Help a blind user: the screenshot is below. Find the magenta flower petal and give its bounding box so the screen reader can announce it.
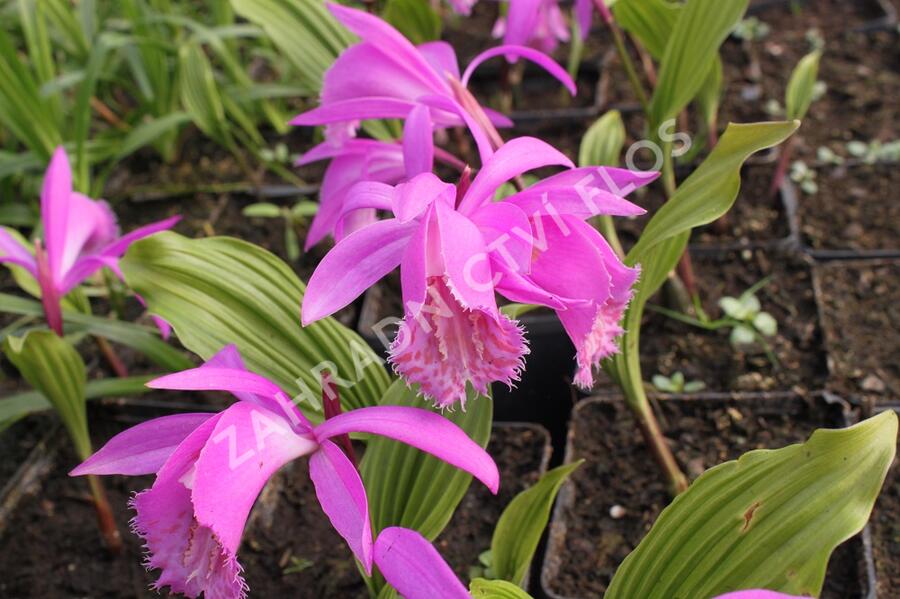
[148,366,286,399]
[402,104,435,178]
[99,215,181,258]
[290,97,421,126]
[373,527,470,599]
[498,0,542,47]
[468,202,534,274]
[459,136,574,214]
[417,94,496,162]
[326,3,448,93]
[574,0,594,37]
[434,199,497,315]
[302,218,418,325]
[463,44,577,96]
[70,413,215,476]
[40,147,74,283]
[191,402,318,556]
[316,406,500,493]
[128,413,249,599]
[392,173,455,223]
[417,41,461,79]
[308,440,374,573]
[0,227,37,276]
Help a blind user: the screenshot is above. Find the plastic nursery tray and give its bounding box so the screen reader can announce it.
[784,172,900,261]
[867,403,900,598]
[539,392,871,599]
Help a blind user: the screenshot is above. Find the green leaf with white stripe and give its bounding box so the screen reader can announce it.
[607,411,898,598]
[121,232,390,416]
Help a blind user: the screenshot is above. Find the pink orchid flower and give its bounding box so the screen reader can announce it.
[291,3,575,162]
[302,137,657,407]
[374,527,472,599]
[493,0,571,55]
[297,113,466,250]
[71,345,498,599]
[0,147,179,336]
[573,0,614,38]
[714,593,811,599]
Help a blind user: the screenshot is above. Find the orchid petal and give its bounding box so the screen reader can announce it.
[0,227,36,276]
[468,202,533,273]
[493,261,569,310]
[575,0,594,38]
[418,94,495,163]
[459,137,574,215]
[434,199,497,315]
[483,107,515,128]
[308,440,373,573]
[399,205,431,313]
[290,97,420,126]
[373,527,470,599]
[326,3,447,93]
[128,413,248,599]
[464,45,576,96]
[339,181,395,221]
[99,215,180,258]
[392,173,455,223]
[403,104,435,178]
[504,167,655,219]
[70,413,214,476]
[303,218,418,324]
[40,147,74,284]
[498,0,542,48]
[193,402,318,554]
[417,41,460,79]
[314,406,499,493]
[296,138,400,166]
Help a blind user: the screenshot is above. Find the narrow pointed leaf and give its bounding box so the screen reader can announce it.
[470,578,534,598]
[491,462,583,586]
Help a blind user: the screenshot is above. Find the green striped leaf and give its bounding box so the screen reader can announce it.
[470,578,533,598]
[607,411,898,598]
[785,50,822,121]
[3,330,91,459]
[120,232,390,416]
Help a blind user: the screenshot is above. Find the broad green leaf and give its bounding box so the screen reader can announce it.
[785,50,822,121]
[579,110,626,167]
[3,330,91,459]
[0,374,154,428]
[113,112,192,161]
[179,41,229,145]
[697,56,723,130]
[607,411,898,599]
[628,121,799,263]
[491,462,583,586]
[0,292,193,371]
[383,0,441,45]
[121,232,390,416]
[613,0,680,59]
[648,0,748,130]
[230,0,352,94]
[361,379,492,596]
[470,578,533,599]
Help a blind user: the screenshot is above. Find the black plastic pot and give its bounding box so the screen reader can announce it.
[867,404,899,598]
[539,392,871,599]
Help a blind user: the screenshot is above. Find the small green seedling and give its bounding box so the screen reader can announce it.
[718,287,778,348]
[259,143,300,166]
[651,371,706,394]
[790,160,818,194]
[243,200,319,262]
[817,146,844,165]
[847,139,900,165]
[282,556,314,576]
[468,550,495,582]
[732,17,771,41]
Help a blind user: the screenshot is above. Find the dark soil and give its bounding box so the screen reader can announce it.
[720,26,899,162]
[797,164,900,253]
[813,260,899,400]
[0,413,161,599]
[594,248,826,394]
[0,414,54,490]
[543,395,864,598]
[870,407,900,597]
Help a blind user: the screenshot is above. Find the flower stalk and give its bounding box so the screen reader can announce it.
[86,473,123,555]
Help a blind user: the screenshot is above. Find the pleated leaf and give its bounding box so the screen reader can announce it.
[470,578,533,598]
[3,330,91,459]
[491,462,582,586]
[607,411,898,598]
[120,232,390,416]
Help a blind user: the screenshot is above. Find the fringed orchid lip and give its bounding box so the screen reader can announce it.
[71,345,500,596]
